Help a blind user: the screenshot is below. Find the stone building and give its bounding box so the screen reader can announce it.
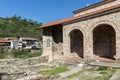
[39,0,120,61]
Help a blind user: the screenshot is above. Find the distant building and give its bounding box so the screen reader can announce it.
[0,39,11,51]
[19,37,40,49]
[0,37,40,51]
[0,39,21,51]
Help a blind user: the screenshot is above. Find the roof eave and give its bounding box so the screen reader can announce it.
[73,0,116,14]
[38,3,120,29]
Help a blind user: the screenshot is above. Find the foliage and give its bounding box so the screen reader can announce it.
[94,67,116,80]
[12,49,42,59]
[67,66,116,80]
[41,66,69,75]
[12,49,31,57]
[96,66,108,71]
[0,52,7,59]
[0,15,42,41]
[0,49,42,59]
[16,51,42,59]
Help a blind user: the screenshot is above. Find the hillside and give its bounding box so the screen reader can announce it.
[0,15,42,41]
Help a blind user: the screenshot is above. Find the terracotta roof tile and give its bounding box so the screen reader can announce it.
[20,37,38,40]
[0,40,11,43]
[39,3,120,29]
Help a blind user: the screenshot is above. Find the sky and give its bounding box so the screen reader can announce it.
[0,0,102,24]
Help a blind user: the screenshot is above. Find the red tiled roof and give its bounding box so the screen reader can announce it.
[20,37,39,41]
[39,17,75,28]
[39,3,120,29]
[0,40,11,43]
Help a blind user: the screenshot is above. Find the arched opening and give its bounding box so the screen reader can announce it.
[93,24,116,59]
[69,29,83,58]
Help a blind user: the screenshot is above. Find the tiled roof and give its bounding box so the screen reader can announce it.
[0,40,11,43]
[39,17,75,28]
[39,2,120,29]
[20,37,38,41]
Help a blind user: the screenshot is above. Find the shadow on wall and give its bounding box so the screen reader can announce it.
[69,29,83,58]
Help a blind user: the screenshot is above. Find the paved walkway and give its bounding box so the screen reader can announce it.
[58,67,82,78]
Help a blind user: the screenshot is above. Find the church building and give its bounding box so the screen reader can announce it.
[39,0,120,62]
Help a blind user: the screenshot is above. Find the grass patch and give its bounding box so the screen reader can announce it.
[67,70,81,78]
[41,66,69,75]
[66,66,116,80]
[0,52,8,59]
[96,66,108,71]
[13,49,42,59]
[16,52,42,59]
[67,67,95,78]
[96,67,116,80]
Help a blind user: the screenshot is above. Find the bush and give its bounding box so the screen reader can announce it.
[96,66,108,71]
[18,51,42,59]
[0,52,7,59]
[12,49,31,57]
[12,49,42,59]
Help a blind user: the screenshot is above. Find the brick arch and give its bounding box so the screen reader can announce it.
[92,21,117,59]
[64,26,84,59]
[90,20,118,33]
[65,26,85,37]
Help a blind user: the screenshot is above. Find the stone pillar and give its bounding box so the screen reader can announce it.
[115,33,120,61]
[63,31,70,58]
[84,33,95,60]
[42,28,53,62]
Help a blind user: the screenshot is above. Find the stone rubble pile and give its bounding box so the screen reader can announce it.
[0,56,56,80]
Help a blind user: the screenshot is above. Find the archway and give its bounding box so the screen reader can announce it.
[93,24,116,59]
[69,29,83,58]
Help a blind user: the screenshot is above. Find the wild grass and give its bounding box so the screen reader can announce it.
[67,66,116,80]
[41,66,69,75]
[0,49,42,59]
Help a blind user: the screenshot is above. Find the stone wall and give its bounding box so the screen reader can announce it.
[52,25,63,60]
[0,56,49,80]
[74,0,120,17]
[43,25,64,61]
[0,56,48,66]
[63,9,120,60]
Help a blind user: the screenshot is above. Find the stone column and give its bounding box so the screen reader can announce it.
[63,30,70,58]
[115,32,120,61]
[83,32,95,60]
[42,28,53,62]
